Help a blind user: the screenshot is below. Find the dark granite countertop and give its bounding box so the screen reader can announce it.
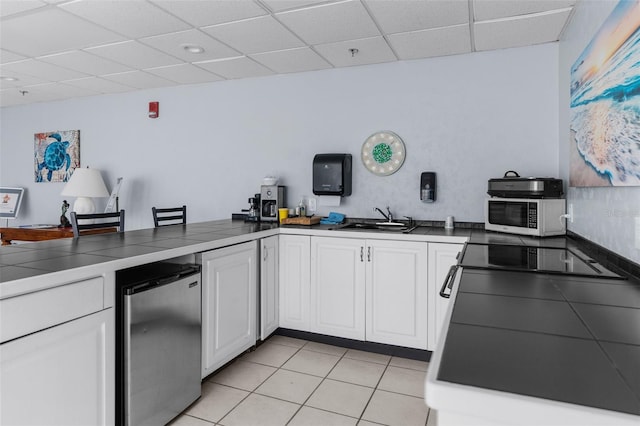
[437,268,640,415]
[0,220,279,284]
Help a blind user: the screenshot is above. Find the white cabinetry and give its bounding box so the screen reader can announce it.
[0,276,114,426]
[366,239,428,349]
[310,237,365,340]
[199,241,257,378]
[308,237,427,349]
[260,235,279,340]
[279,235,311,331]
[427,243,463,351]
[278,234,465,351]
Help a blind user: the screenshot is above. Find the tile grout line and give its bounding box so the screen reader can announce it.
[188,337,430,426]
[216,340,305,426]
[284,340,349,425]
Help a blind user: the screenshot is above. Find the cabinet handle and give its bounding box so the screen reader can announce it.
[439,265,459,299]
[367,246,371,262]
[263,246,268,261]
[360,246,364,262]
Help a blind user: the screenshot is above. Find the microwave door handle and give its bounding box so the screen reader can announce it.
[439,265,459,299]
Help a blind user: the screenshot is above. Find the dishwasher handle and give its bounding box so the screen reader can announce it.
[439,265,459,299]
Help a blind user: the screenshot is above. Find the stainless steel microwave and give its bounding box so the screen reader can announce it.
[485,198,566,237]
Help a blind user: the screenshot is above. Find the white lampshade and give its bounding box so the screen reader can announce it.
[61,167,110,214]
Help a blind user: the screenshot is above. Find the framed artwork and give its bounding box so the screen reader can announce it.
[570,1,640,187]
[0,187,25,219]
[34,130,80,182]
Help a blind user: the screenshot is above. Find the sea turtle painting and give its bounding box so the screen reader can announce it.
[34,130,80,182]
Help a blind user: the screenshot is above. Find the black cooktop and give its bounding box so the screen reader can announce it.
[459,243,623,279]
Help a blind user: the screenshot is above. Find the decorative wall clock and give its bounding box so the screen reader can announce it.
[361,131,406,176]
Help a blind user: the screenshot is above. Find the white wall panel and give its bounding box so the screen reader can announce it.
[1,44,558,232]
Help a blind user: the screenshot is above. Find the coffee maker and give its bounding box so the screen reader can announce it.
[246,193,260,222]
[260,185,286,222]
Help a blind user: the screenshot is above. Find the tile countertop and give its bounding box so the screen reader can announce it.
[0,219,630,292]
[1,219,474,299]
[0,220,281,298]
[427,268,640,425]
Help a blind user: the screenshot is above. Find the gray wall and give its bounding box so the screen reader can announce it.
[559,0,640,263]
[1,43,558,231]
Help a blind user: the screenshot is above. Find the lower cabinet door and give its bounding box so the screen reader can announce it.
[279,235,311,331]
[200,241,257,378]
[366,240,428,349]
[310,236,365,340]
[427,243,463,351]
[260,235,279,340]
[0,309,114,426]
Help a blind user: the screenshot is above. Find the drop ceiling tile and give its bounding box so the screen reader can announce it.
[0,49,26,64]
[364,0,469,34]
[37,50,133,75]
[388,24,472,60]
[0,0,46,17]
[86,41,182,70]
[0,69,48,89]
[474,9,572,51]
[202,15,304,55]
[314,36,396,67]
[62,77,135,94]
[262,0,335,13]
[15,82,98,103]
[60,0,190,39]
[2,59,89,81]
[0,8,125,57]
[0,89,33,106]
[251,47,331,73]
[140,29,239,62]
[474,0,575,21]
[151,0,268,27]
[101,70,175,89]
[145,63,224,84]
[195,56,274,80]
[276,0,380,45]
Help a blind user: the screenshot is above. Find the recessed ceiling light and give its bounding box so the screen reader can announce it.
[182,44,205,54]
[1,76,19,82]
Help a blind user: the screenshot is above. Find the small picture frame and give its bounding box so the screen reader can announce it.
[0,187,25,219]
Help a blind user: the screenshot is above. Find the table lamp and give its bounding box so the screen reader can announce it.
[61,167,110,214]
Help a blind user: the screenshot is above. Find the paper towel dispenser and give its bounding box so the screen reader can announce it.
[313,154,352,196]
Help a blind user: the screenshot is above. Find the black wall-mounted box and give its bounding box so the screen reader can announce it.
[421,172,436,202]
[313,154,352,196]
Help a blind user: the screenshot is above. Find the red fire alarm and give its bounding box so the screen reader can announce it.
[148,101,159,118]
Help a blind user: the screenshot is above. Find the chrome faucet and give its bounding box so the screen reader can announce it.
[374,206,394,222]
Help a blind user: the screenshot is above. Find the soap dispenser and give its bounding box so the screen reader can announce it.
[421,172,437,202]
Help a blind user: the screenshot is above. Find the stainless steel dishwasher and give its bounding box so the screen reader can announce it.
[116,262,202,426]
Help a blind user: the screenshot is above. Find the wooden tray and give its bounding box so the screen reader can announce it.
[281,216,321,226]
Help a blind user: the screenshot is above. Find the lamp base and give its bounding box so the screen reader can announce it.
[72,197,96,215]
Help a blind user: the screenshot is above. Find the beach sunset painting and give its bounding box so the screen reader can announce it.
[570,0,640,187]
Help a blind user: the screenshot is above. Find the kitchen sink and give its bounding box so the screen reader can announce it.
[334,222,416,232]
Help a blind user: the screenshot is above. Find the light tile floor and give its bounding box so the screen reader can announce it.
[169,335,437,426]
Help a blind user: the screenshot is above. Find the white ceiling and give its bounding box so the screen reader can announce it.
[0,0,576,107]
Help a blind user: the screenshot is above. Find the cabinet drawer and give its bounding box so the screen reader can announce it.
[1,277,104,343]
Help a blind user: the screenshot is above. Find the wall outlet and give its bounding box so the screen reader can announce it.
[568,203,574,223]
[307,197,317,213]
